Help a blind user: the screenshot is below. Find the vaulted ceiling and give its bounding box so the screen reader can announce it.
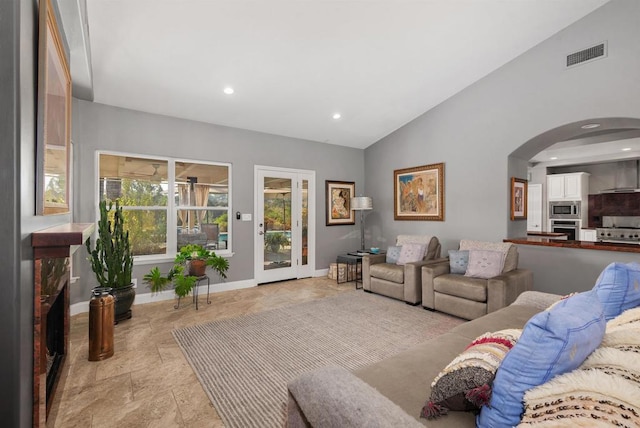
[62,0,610,149]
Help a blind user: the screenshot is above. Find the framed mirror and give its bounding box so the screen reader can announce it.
[36,0,71,215]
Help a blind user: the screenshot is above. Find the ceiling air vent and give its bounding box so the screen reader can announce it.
[566,42,607,68]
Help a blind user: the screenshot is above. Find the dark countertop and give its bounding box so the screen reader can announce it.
[504,237,640,254]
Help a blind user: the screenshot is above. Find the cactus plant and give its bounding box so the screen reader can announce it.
[86,200,134,289]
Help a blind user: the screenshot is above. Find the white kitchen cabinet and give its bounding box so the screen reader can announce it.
[547,172,589,201]
[527,183,543,232]
[580,229,597,242]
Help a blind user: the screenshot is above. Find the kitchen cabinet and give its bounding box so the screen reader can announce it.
[547,172,589,201]
[580,229,597,242]
[527,183,543,232]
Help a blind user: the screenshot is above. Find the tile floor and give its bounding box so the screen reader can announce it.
[48,277,353,427]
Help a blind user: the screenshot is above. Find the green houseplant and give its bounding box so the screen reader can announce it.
[86,200,135,322]
[143,244,229,299]
[264,232,290,253]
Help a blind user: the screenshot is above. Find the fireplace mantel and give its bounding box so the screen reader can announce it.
[31,222,94,427]
[32,222,95,259]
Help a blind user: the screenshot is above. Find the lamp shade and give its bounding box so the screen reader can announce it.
[351,196,372,210]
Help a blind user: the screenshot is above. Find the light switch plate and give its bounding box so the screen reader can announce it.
[241,213,252,221]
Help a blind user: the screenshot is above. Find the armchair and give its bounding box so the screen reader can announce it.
[362,235,443,305]
[422,240,533,320]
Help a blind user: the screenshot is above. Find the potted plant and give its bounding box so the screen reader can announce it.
[264,232,290,253]
[143,244,229,299]
[86,200,135,322]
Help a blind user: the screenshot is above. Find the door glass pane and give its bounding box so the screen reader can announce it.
[301,180,308,266]
[264,177,292,270]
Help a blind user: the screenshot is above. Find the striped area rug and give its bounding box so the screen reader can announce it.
[172,290,464,428]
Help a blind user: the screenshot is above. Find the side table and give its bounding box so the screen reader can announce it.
[174,275,211,310]
[336,254,364,289]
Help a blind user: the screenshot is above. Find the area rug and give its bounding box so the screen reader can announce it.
[172,290,464,428]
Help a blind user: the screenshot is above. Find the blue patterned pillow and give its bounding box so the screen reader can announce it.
[593,262,640,321]
[448,250,469,274]
[386,246,402,264]
[477,291,606,428]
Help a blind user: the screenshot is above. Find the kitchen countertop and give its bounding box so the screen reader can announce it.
[504,237,640,254]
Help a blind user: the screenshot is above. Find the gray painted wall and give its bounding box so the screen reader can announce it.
[364,0,640,293]
[72,100,364,304]
[1,0,73,425]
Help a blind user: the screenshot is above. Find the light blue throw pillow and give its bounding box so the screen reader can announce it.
[448,250,469,274]
[386,246,402,264]
[477,291,605,428]
[592,262,640,321]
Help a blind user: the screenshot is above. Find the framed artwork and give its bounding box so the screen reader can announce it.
[36,0,72,215]
[510,177,528,220]
[394,163,445,221]
[325,180,355,226]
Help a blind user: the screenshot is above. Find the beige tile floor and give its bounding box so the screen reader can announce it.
[48,277,353,428]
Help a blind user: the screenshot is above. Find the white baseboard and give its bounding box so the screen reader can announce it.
[314,268,329,277]
[70,279,257,316]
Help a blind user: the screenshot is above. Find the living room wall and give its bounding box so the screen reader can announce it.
[72,100,364,304]
[364,0,640,294]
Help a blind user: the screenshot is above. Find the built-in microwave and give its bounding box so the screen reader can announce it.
[549,201,581,219]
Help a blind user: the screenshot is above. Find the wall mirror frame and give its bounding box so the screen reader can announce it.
[36,0,72,215]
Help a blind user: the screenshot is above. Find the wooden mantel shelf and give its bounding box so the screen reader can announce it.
[31,223,95,259]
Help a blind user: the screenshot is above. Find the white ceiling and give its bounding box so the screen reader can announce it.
[81,0,610,149]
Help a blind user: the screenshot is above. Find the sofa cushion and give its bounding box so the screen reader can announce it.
[386,245,402,264]
[519,346,640,426]
[448,250,469,274]
[396,243,426,265]
[464,250,504,279]
[459,240,516,273]
[477,291,606,428]
[434,275,487,303]
[370,263,404,284]
[421,329,521,419]
[397,235,439,260]
[592,262,640,321]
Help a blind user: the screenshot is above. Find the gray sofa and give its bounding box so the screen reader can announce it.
[422,240,533,320]
[363,235,443,305]
[287,291,561,427]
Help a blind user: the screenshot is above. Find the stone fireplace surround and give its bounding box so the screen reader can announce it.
[31,223,94,427]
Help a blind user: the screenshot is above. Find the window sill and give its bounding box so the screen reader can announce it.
[134,251,235,266]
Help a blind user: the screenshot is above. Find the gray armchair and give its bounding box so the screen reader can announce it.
[422,240,533,320]
[362,235,443,305]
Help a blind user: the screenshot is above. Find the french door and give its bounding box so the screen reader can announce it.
[254,166,314,284]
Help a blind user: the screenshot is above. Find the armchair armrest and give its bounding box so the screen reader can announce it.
[287,366,423,428]
[403,257,449,304]
[362,254,386,291]
[420,259,451,309]
[487,268,534,314]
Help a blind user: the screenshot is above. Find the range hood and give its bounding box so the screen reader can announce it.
[600,160,640,193]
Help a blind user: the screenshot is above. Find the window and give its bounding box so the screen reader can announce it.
[98,153,231,258]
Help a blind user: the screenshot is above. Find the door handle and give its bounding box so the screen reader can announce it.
[258,231,264,235]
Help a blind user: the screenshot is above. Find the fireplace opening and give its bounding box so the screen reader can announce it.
[45,290,65,406]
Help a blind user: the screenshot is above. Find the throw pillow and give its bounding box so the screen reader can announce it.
[396,243,426,265]
[592,262,640,321]
[448,250,469,275]
[464,250,505,279]
[386,246,402,264]
[477,291,606,428]
[420,329,521,420]
[519,347,640,426]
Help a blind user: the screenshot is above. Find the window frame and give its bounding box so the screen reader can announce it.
[95,150,233,263]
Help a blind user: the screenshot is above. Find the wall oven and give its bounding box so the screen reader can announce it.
[550,219,579,241]
[549,201,581,219]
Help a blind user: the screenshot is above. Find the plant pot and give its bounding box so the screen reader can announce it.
[110,283,135,323]
[189,259,207,277]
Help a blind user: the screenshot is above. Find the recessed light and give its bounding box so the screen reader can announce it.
[580,123,600,129]
[223,87,234,95]
[622,147,632,151]
[332,113,342,120]
[550,157,558,160]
